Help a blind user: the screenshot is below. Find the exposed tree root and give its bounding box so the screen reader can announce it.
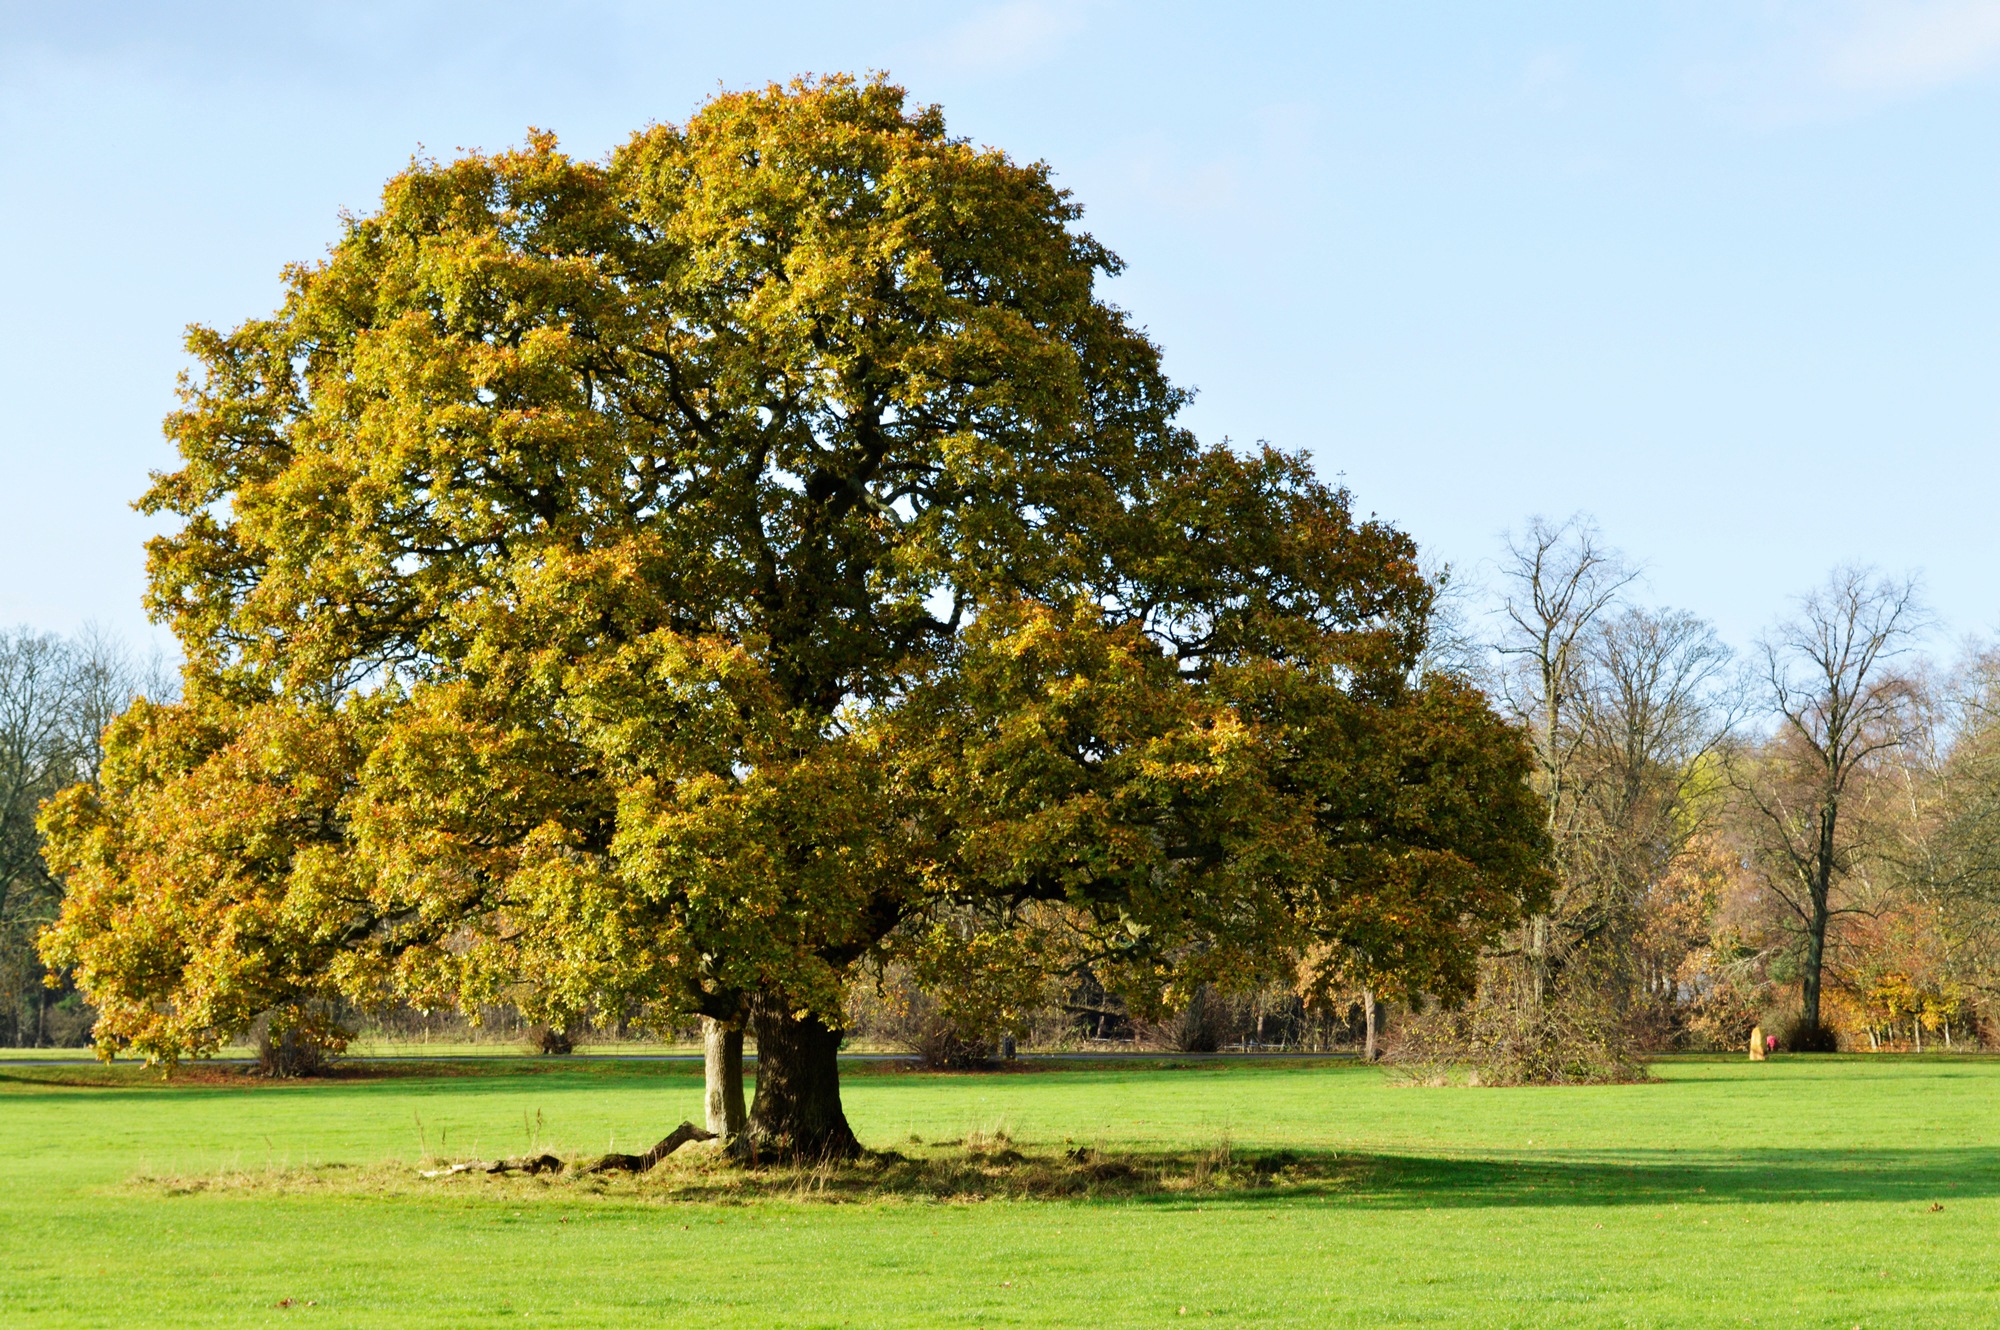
[418,1123,718,1180]
[417,1122,720,1180]
[584,1121,717,1174]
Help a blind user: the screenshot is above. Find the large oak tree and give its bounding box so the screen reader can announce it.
[40,76,1548,1156]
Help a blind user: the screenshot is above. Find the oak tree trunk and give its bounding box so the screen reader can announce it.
[703,1017,747,1142]
[1363,989,1377,1062]
[749,1004,860,1161]
[1800,806,1836,1032]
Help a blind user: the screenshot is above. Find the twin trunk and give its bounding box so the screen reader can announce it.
[701,1006,860,1162]
[702,1017,747,1140]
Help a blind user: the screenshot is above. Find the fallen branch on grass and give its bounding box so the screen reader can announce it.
[418,1153,565,1179]
[417,1123,717,1180]
[585,1121,718,1173]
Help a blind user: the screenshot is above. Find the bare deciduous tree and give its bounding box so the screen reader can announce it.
[1471,517,1741,1066]
[1735,568,1925,1036]
[0,626,167,1045]
[1494,515,1638,1000]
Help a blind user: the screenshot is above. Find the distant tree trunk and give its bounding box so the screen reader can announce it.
[1801,895,1828,1029]
[702,1017,746,1142]
[1799,805,1835,1031]
[1742,570,1922,1044]
[749,1004,860,1161]
[1363,989,1377,1062]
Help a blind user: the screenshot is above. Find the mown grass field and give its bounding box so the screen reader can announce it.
[2,1054,1995,1327]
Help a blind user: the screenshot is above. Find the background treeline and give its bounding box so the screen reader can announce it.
[1396,517,2000,1079]
[0,627,169,1045]
[14,511,2000,1068]
[861,516,2000,1073]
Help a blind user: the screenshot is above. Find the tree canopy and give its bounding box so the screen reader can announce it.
[39,75,1549,1153]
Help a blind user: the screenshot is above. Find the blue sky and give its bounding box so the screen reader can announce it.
[2,1,1996,654]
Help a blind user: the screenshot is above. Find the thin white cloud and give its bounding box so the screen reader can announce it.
[1682,0,2000,126]
[1820,0,2000,94]
[915,1,1084,76]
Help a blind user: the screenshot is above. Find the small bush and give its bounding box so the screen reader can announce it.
[1140,987,1234,1053]
[1670,978,1768,1053]
[252,1006,348,1078]
[1388,988,1647,1086]
[1780,1019,1840,1053]
[849,968,998,1069]
[529,1025,576,1056]
[896,1009,995,1070]
[41,994,97,1048]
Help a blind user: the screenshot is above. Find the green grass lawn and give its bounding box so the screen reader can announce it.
[2,1054,1995,1327]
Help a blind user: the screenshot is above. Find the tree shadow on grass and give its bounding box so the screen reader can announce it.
[160,1141,2000,1210]
[1195,1146,2000,1212]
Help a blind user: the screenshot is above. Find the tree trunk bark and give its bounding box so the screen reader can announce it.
[749,1005,860,1161]
[1363,989,1377,1062]
[703,1017,747,1142]
[1801,808,1836,1030]
[1801,889,1829,1030]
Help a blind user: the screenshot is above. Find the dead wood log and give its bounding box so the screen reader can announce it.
[585,1121,717,1174]
[501,1153,566,1175]
[419,1124,715,1181]
[419,1153,566,1179]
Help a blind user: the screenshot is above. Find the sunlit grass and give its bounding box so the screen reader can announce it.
[4,1053,1998,1326]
